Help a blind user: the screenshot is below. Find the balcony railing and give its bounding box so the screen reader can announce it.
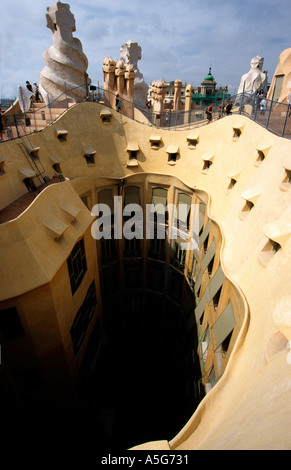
[1,83,290,141]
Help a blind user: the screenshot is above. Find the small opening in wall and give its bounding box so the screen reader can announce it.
[30,150,39,161]
[168,153,177,163]
[272,241,281,254]
[84,154,95,165]
[129,150,137,160]
[57,133,67,143]
[101,114,111,123]
[23,177,37,193]
[240,200,254,220]
[202,160,212,171]
[0,161,5,175]
[280,169,291,191]
[256,150,265,164]
[227,178,237,190]
[243,200,254,212]
[52,163,62,174]
[233,128,241,139]
[151,141,160,149]
[258,238,282,266]
[187,139,198,149]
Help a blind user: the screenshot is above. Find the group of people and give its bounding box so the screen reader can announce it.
[256,90,267,115]
[206,100,233,123]
[26,81,42,103]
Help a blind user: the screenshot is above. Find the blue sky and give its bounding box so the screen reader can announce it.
[0,0,290,99]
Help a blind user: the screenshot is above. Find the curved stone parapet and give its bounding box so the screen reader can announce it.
[40,2,90,104]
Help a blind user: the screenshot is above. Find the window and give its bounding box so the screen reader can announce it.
[100,238,117,264]
[79,322,102,378]
[202,160,212,171]
[233,128,242,139]
[208,254,215,276]
[148,236,166,260]
[167,267,184,303]
[201,326,210,362]
[272,241,281,253]
[227,178,237,190]
[150,187,168,228]
[126,144,139,166]
[23,177,37,192]
[202,233,209,256]
[149,136,162,149]
[101,264,120,297]
[98,188,115,229]
[81,195,90,209]
[166,145,179,164]
[100,111,112,123]
[256,150,265,164]
[187,133,199,149]
[213,285,222,309]
[30,149,40,161]
[129,150,137,160]
[102,114,111,123]
[187,138,198,148]
[0,307,25,340]
[243,200,254,212]
[213,302,235,353]
[168,152,177,163]
[240,199,254,220]
[176,192,192,231]
[151,141,160,149]
[52,163,62,174]
[221,331,233,353]
[124,237,142,257]
[273,75,284,102]
[259,238,282,266]
[70,281,97,355]
[124,186,140,213]
[124,260,143,289]
[84,154,95,165]
[0,159,5,175]
[67,238,87,295]
[280,169,291,191]
[57,130,68,142]
[205,265,224,306]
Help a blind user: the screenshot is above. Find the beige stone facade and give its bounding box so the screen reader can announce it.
[0,99,290,452]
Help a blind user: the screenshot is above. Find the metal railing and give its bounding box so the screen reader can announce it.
[1,84,291,141]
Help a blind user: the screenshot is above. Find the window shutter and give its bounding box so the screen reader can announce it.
[205,265,224,304]
[213,302,235,348]
[195,293,206,322]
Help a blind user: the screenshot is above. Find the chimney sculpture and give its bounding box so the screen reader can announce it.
[40,2,91,104]
[150,81,166,126]
[103,57,135,118]
[120,40,148,107]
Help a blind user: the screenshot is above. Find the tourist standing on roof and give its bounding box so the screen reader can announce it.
[224,100,233,115]
[116,94,122,112]
[206,102,214,123]
[26,81,33,92]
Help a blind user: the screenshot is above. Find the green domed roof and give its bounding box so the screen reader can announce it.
[205,68,214,80]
